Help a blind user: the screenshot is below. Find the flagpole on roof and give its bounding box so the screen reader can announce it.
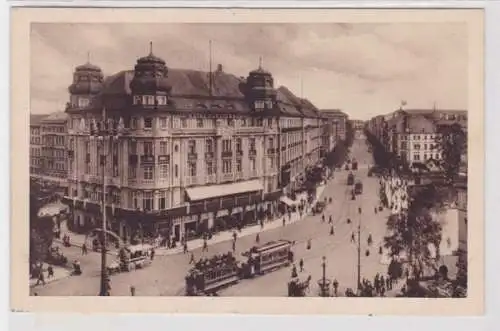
[209,40,213,96]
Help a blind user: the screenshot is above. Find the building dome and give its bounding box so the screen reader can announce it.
[246,63,276,98]
[129,42,171,94]
[249,66,272,76]
[68,60,104,95]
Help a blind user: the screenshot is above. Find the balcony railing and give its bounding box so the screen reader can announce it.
[236,150,244,157]
[188,153,198,161]
[221,172,234,182]
[249,149,257,157]
[185,176,199,186]
[236,126,265,134]
[205,174,217,184]
[171,127,216,135]
[221,151,233,158]
[205,152,214,159]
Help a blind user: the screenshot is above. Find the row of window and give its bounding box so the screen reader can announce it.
[412,154,441,161]
[30,148,41,157]
[81,137,262,157]
[80,156,262,181]
[42,126,65,133]
[439,113,467,121]
[43,136,65,146]
[30,137,41,145]
[42,149,66,158]
[280,118,302,128]
[70,114,279,132]
[401,134,439,141]
[401,143,438,150]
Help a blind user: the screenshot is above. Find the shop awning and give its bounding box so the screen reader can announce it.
[186,179,263,201]
[279,196,298,207]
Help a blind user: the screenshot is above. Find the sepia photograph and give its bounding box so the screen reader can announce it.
[11,8,484,315]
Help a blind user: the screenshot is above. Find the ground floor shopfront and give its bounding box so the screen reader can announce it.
[61,189,282,245]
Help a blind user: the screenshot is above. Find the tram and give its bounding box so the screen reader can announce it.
[242,240,294,277]
[184,240,294,296]
[185,252,241,296]
[108,244,154,274]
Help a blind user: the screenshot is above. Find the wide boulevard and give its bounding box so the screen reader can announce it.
[33,133,394,297]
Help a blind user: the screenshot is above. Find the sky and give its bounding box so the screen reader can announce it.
[30,23,468,120]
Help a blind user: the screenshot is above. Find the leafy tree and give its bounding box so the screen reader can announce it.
[436,123,467,182]
[345,121,354,147]
[384,184,444,278]
[29,180,57,273]
[454,248,467,297]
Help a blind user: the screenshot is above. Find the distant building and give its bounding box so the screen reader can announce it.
[62,50,325,241]
[350,119,365,131]
[320,109,348,153]
[367,108,467,167]
[40,112,69,181]
[30,114,46,175]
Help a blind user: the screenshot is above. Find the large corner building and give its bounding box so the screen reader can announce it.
[62,49,327,242]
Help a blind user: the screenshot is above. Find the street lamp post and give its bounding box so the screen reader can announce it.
[318,256,330,297]
[357,207,362,292]
[90,115,124,296]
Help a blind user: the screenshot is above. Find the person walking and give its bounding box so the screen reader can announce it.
[202,239,208,252]
[299,258,304,272]
[189,253,195,264]
[232,240,236,253]
[322,214,325,223]
[282,217,286,227]
[150,248,155,261]
[130,285,136,296]
[291,264,298,278]
[255,233,260,244]
[81,242,88,255]
[330,225,335,236]
[183,241,188,254]
[333,279,339,297]
[47,265,54,279]
[329,215,333,224]
[351,232,356,243]
[36,269,46,286]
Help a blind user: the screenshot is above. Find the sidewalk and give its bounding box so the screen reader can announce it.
[53,222,118,257]
[29,266,72,290]
[155,183,327,256]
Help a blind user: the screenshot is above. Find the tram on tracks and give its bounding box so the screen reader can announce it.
[185,240,294,296]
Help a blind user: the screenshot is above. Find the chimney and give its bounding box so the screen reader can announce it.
[216,64,223,72]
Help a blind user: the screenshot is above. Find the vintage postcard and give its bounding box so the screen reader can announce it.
[11,8,484,315]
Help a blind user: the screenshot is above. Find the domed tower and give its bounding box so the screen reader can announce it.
[68,55,104,109]
[129,42,171,107]
[246,58,276,112]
